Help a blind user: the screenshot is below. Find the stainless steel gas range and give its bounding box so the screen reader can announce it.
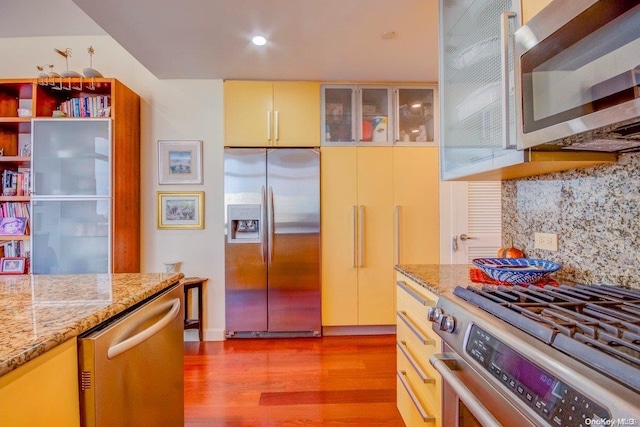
[428,284,640,427]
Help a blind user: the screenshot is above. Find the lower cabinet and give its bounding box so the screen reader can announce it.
[396,272,442,427]
[0,339,80,427]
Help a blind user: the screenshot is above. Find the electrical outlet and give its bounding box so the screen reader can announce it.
[534,232,558,251]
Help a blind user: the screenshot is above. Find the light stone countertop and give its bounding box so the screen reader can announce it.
[395,264,480,295]
[0,272,184,377]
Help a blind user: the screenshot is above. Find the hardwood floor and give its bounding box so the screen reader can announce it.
[184,334,405,426]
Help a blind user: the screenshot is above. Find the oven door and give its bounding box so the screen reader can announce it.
[430,344,537,427]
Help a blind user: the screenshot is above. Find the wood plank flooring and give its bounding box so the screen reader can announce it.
[184,334,405,426]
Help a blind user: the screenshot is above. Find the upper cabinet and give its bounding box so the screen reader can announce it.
[438,0,614,181]
[224,81,320,147]
[322,84,437,146]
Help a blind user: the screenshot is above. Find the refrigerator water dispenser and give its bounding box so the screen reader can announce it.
[227,204,261,243]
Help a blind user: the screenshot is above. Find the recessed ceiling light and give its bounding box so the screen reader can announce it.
[252,36,267,46]
[381,31,397,40]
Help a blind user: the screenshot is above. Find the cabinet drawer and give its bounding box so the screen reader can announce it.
[397,310,441,369]
[397,340,442,411]
[396,279,436,329]
[397,370,438,427]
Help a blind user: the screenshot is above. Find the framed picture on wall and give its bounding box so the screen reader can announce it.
[157,191,204,229]
[158,140,203,184]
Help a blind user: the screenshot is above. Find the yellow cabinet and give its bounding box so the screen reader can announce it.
[396,272,442,427]
[0,339,80,427]
[321,146,395,326]
[393,146,440,265]
[224,80,320,147]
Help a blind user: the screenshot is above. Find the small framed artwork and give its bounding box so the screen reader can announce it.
[158,140,203,184]
[0,217,28,236]
[0,257,27,274]
[157,191,204,229]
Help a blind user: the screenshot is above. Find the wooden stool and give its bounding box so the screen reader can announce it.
[181,277,207,341]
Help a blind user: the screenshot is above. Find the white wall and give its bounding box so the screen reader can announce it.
[0,35,226,340]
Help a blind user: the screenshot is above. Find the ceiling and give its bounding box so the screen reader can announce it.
[0,0,439,82]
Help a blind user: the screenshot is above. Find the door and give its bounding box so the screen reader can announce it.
[267,148,320,332]
[439,181,502,264]
[272,82,320,147]
[393,146,440,265]
[321,146,359,325]
[224,81,273,147]
[357,147,394,325]
[224,148,268,332]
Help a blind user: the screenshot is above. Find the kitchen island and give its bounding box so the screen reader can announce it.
[0,272,184,427]
[396,263,477,295]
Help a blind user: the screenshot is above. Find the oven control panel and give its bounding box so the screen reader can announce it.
[466,325,611,426]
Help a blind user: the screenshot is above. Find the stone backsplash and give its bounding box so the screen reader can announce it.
[502,152,640,288]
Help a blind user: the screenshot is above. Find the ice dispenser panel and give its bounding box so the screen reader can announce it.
[227,204,261,243]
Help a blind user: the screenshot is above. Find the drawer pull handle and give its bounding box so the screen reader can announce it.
[397,340,435,384]
[397,311,435,346]
[397,280,434,306]
[397,370,436,423]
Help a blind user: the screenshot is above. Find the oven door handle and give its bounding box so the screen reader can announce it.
[430,353,503,427]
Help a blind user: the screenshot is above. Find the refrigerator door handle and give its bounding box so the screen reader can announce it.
[359,205,365,268]
[395,205,401,265]
[107,298,181,359]
[261,185,267,263]
[268,186,275,264]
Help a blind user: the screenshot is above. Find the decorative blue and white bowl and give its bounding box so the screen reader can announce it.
[471,258,561,284]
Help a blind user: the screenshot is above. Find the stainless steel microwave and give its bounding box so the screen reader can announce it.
[514,0,640,152]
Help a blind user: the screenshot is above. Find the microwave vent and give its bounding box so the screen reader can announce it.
[561,121,640,153]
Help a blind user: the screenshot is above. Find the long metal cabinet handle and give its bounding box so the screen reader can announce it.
[261,185,267,263]
[397,311,435,346]
[353,205,358,268]
[397,341,435,384]
[268,186,275,264]
[394,205,401,265]
[358,205,365,267]
[397,281,434,307]
[430,354,503,427]
[107,298,181,359]
[267,110,272,142]
[274,111,279,141]
[397,370,436,422]
[500,10,517,149]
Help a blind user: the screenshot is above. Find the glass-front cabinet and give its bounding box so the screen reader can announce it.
[31,118,112,274]
[394,86,436,145]
[322,84,436,146]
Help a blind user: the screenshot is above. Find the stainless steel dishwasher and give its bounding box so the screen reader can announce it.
[78,283,184,427]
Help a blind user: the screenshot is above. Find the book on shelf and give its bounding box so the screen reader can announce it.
[0,202,30,219]
[58,95,111,118]
[1,169,31,196]
[0,240,28,258]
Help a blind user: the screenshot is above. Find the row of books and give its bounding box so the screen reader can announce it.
[1,169,30,196]
[0,240,28,258]
[0,202,30,219]
[57,95,111,118]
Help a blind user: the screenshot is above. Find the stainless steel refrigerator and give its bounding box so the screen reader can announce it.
[224,148,321,337]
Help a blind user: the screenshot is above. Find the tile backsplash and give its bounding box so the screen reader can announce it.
[502,152,640,288]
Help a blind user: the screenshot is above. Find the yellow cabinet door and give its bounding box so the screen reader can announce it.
[224,81,320,147]
[272,82,320,147]
[224,80,273,147]
[321,147,359,325]
[393,146,440,265]
[356,147,395,325]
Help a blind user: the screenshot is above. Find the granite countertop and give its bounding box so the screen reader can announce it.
[0,272,184,377]
[395,264,478,295]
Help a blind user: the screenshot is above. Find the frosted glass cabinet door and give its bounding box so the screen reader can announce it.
[32,119,111,196]
[31,199,111,274]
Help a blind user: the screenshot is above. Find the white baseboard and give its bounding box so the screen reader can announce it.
[183,328,227,342]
